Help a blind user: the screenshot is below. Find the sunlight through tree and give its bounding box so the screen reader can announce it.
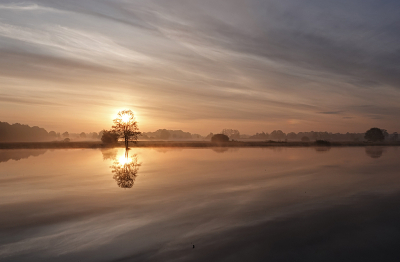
[112,110,141,149]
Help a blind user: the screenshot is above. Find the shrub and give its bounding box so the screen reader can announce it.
[211,134,229,142]
[101,130,120,144]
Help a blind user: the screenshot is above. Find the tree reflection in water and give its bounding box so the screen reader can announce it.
[110,150,141,188]
[365,146,384,159]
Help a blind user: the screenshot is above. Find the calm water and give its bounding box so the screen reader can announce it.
[0,147,400,261]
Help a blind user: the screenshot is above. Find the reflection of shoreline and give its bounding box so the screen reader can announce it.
[0,149,47,163]
[110,150,141,188]
[315,147,331,153]
[211,147,239,153]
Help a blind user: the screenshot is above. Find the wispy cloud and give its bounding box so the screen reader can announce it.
[0,2,58,11]
[0,22,151,68]
[0,0,399,133]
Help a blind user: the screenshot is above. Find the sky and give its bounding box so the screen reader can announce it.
[0,0,399,135]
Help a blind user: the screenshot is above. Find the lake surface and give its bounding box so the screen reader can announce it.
[1,147,400,261]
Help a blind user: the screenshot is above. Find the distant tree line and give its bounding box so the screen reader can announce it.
[247,130,393,142]
[141,129,202,140]
[205,128,398,142]
[0,122,49,142]
[0,121,101,142]
[1,121,398,143]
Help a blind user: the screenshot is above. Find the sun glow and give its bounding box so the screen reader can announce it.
[121,114,130,123]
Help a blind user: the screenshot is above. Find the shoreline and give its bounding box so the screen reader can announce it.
[0,141,399,149]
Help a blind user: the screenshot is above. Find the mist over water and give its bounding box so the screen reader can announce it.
[1,147,400,261]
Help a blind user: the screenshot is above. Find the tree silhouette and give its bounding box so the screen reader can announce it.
[270,130,286,141]
[211,134,229,142]
[222,129,240,139]
[101,130,119,144]
[111,110,141,149]
[364,128,385,142]
[159,129,170,140]
[110,150,141,188]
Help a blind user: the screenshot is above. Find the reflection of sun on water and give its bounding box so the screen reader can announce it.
[118,155,132,165]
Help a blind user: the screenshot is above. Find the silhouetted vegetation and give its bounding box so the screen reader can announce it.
[159,129,171,140]
[315,140,331,146]
[101,130,119,144]
[111,110,141,149]
[364,128,385,142]
[270,130,286,141]
[1,120,399,146]
[0,122,50,142]
[211,134,229,142]
[49,131,57,138]
[142,129,201,140]
[0,122,100,143]
[249,132,269,140]
[222,129,240,140]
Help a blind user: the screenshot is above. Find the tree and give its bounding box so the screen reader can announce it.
[101,130,119,144]
[249,132,269,140]
[62,132,69,138]
[364,128,385,142]
[287,132,297,140]
[111,110,141,149]
[270,130,286,141]
[205,133,214,140]
[222,129,240,139]
[91,132,99,139]
[159,129,170,140]
[80,132,86,139]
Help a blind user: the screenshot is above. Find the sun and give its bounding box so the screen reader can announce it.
[121,114,130,123]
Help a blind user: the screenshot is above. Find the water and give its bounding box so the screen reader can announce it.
[0,147,399,261]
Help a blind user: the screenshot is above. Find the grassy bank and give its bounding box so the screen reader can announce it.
[0,140,399,149]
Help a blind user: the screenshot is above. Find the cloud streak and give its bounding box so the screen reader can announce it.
[0,0,399,133]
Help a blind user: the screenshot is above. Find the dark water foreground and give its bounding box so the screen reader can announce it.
[0,147,399,261]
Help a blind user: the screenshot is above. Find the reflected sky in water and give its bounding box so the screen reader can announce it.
[0,147,400,261]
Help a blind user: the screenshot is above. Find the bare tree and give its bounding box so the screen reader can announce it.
[112,110,141,149]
